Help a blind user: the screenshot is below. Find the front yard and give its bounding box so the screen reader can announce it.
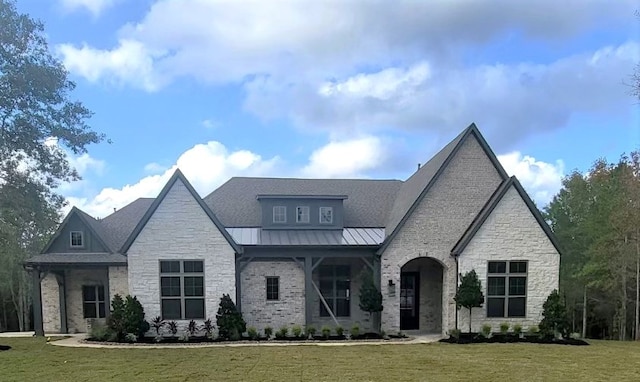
[1,337,640,381]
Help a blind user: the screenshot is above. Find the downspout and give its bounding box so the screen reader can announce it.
[453,252,459,331]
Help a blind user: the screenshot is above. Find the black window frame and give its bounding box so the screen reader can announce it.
[266,276,279,301]
[82,285,105,319]
[160,260,205,320]
[318,265,350,317]
[487,260,527,318]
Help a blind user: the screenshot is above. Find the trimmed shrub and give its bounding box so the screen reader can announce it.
[335,325,344,337]
[216,294,246,340]
[499,322,510,334]
[264,326,273,339]
[480,324,492,338]
[107,294,150,341]
[247,327,259,340]
[539,290,570,339]
[513,324,523,336]
[305,325,316,338]
[527,325,539,335]
[448,328,461,339]
[321,325,331,339]
[275,326,289,339]
[124,333,138,343]
[291,325,303,338]
[350,323,360,338]
[88,324,116,342]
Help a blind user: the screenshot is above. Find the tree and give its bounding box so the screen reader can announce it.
[216,294,246,340]
[358,270,383,333]
[0,0,104,331]
[539,290,570,339]
[455,270,484,333]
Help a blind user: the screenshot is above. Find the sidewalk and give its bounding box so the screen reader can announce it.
[49,334,442,349]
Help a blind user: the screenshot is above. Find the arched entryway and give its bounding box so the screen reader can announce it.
[400,257,444,333]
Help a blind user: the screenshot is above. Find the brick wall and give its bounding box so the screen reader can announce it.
[65,268,109,333]
[41,274,60,333]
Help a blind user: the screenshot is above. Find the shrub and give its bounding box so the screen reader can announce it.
[275,326,289,339]
[247,326,258,340]
[201,318,214,337]
[448,328,461,339]
[216,294,246,340]
[539,290,570,339]
[264,326,273,339]
[480,324,492,338]
[179,331,189,342]
[513,324,523,336]
[124,333,138,343]
[291,325,303,338]
[335,325,344,337]
[305,325,316,338]
[187,320,199,337]
[499,322,510,334]
[321,325,331,339]
[350,323,360,338]
[527,325,539,335]
[150,316,165,336]
[107,294,150,341]
[167,321,178,337]
[88,324,116,342]
[107,294,126,341]
[358,270,383,332]
[454,270,484,333]
[570,332,581,339]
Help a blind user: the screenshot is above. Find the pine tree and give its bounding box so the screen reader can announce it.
[216,294,246,340]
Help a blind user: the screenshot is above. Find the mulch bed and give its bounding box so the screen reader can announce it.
[439,333,589,346]
[0,345,11,351]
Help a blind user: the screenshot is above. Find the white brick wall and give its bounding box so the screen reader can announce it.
[66,269,108,333]
[457,186,560,332]
[241,261,305,331]
[41,274,60,333]
[381,135,503,335]
[127,178,236,333]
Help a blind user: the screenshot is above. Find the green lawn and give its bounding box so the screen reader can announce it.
[1,338,640,381]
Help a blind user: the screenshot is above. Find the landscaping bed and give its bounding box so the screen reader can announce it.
[440,333,589,346]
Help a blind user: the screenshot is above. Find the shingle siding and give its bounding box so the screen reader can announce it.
[381,135,504,335]
[457,186,560,332]
[127,179,236,334]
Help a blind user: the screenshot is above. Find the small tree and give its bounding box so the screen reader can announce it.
[454,270,484,333]
[216,294,246,340]
[107,294,126,341]
[124,295,150,339]
[539,289,570,339]
[358,270,383,332]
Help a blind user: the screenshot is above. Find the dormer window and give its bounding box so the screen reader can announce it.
[273,206,286,223]
[320,207,333,224]
[296,206,310,223]
[70,231,84,248]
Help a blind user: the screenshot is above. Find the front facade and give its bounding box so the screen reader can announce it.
[26,124,561,336]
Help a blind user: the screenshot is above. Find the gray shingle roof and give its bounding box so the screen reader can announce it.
[25,253,127,265]
[99,198,154,252]
[204,178,403,227]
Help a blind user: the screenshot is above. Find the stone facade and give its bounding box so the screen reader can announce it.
[381,135,504,334]
[108,266,129,299]
[65,268,108,333]
[127,178,236,334]
[457,186,560,332]
[41,273,60,333]
[241,261,305,330]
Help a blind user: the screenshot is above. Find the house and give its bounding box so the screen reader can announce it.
[25,124,561,336]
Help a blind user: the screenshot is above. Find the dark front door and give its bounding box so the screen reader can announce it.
[400,272,420,330]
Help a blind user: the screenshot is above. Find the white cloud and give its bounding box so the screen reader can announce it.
[301,136,386,178]
[498,152,565,207]
[60,0,118,16]
[143,162,167,174]
[67,141,281,218]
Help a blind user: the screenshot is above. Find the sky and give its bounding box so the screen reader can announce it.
[15,0,640,219]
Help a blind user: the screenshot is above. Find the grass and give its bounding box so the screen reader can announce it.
[1,338,640,381]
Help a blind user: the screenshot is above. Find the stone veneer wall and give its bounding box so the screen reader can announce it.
[41,274,61,333]
[108,266,129,300]
[65,268,108,333]
[402,258,443,333]
[127,178,236,334]
[457,186,560,332]
[241,261,305,330]
[381,135,503,334]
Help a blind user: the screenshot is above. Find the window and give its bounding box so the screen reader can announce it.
[266,277,279,300]
[160,260,205,320]
[83,285,105,319]
[487,261,527,318]
[273,206,286,223]
[296,206,310,223]
[70,231,84,247]
[319,207,333,224]
[319,265,350,317]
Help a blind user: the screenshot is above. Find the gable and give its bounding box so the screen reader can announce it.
[379,124,508,254]
[42,210,110,254]
[121,170,241,254]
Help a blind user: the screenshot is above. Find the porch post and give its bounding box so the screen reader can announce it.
[31,269,44,337]
[373,256,381,333]
[104,268,111,318]
[235,258,242,313]
[54,271,68,334]
[305,257,313,327]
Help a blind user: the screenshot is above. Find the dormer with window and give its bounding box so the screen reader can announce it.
[257,195,346,229]
[70,231,84,248]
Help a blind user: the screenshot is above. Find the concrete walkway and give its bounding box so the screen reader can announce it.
[48,334,442,349]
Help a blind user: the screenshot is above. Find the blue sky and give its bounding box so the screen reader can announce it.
[16,0,640,218]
